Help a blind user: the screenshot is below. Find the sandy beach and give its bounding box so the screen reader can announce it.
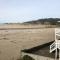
[0,24,55,60]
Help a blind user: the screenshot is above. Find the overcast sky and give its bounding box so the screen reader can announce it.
[0,0,60,23]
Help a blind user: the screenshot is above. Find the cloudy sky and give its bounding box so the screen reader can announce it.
[0,0,60,23]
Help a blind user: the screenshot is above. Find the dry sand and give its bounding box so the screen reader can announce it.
[0,24,55,60]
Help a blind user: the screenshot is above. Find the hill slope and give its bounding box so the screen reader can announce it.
[24,18,60,25]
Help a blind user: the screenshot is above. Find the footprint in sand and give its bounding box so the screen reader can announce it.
[10,41,17,44]
[3,37,9,40]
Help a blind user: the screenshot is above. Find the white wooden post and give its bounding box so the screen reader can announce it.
[55,43,57,60]
[55,28,57,60]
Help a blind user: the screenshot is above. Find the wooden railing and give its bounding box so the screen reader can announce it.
[50,42,56,53]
